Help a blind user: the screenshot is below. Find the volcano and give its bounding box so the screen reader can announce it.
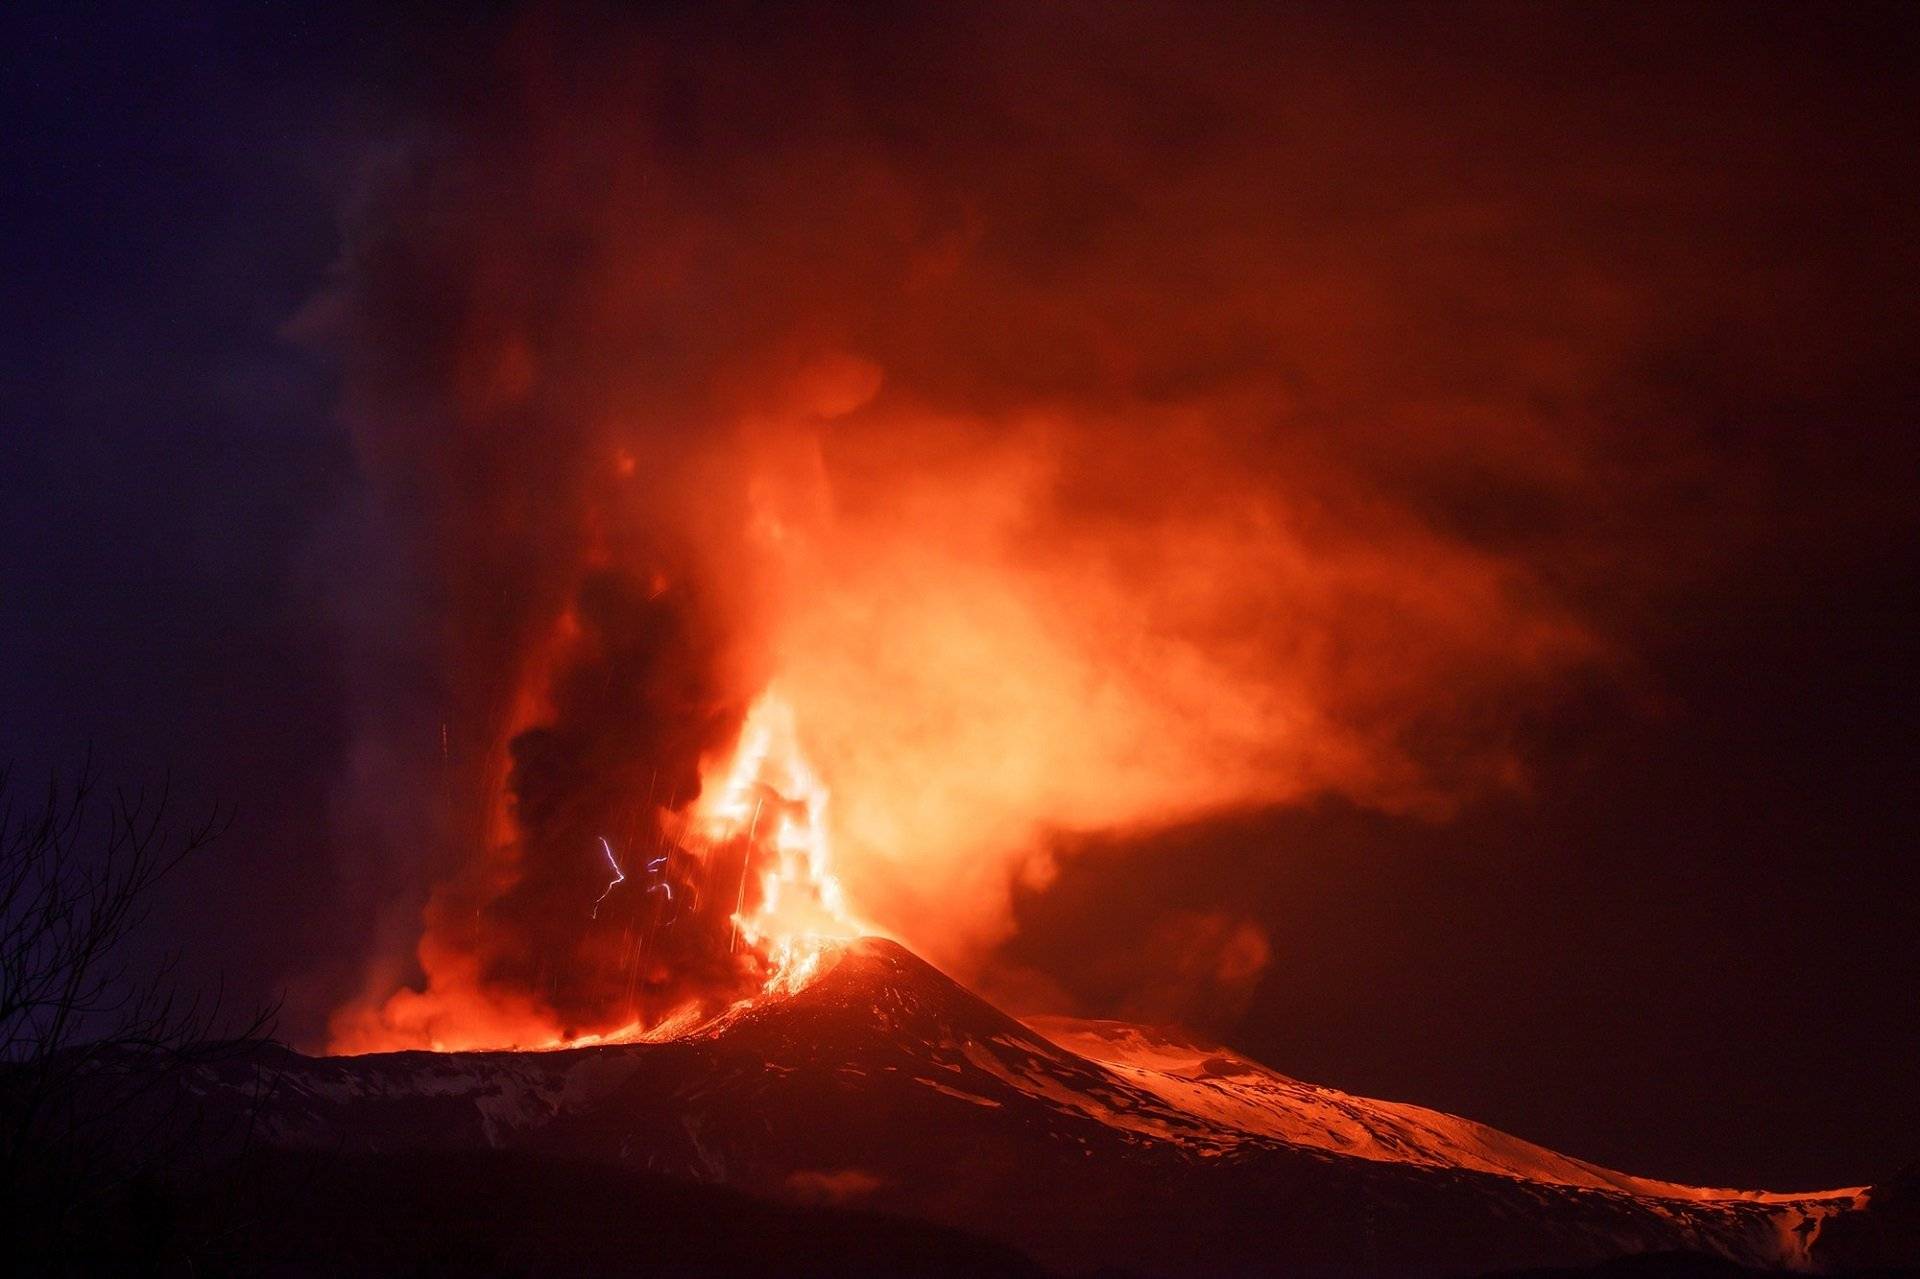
[169,939,1902,1275]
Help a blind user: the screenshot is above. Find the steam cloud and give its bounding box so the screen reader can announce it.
[317,3,1868,1048]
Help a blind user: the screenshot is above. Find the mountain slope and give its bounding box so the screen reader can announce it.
[1025,1017,1856,1205]
[186,939,1881,1276]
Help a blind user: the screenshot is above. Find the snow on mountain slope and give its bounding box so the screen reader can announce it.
[174,938,1883,1275]
[1024,1016,1862,1204]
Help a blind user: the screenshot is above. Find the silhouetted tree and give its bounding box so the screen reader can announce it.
[0,757,275,1266]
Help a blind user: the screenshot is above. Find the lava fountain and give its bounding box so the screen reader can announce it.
[695,691,867,995]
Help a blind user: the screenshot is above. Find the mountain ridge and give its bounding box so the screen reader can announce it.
[173,937,1897,1275]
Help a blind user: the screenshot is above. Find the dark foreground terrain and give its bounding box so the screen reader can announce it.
[20,941,1919,1276]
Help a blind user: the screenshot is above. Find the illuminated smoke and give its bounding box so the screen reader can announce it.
[318,5,1640,1051]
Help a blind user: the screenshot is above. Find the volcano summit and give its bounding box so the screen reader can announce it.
[148,939,1906,1276]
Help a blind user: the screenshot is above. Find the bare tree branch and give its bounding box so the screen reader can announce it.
[0,758,277,1267]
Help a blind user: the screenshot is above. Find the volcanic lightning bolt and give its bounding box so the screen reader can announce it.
[591,836,626,919]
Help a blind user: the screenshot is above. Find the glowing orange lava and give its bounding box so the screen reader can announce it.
[328,682,870,1055]
[694,690,867,993]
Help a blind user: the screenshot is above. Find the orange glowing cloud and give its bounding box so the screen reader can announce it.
[315,4,1655,1051]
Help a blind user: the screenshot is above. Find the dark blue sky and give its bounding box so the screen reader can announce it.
[2,2,1915,1192]
[1,2,368,1023]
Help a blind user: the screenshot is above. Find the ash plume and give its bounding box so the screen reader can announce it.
[310,2,1895,1049]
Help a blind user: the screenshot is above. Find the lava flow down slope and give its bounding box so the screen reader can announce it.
[177,939,1892,1277]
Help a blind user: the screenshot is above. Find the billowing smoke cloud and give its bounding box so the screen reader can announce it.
[315,3,1879,1049]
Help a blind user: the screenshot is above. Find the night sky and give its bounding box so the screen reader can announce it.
[3,2,1916,1193]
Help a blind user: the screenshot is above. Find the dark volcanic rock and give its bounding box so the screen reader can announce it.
[161,939,1883,1277]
